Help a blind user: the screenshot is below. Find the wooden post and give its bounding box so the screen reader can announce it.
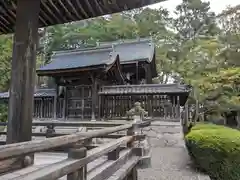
[7,0,41,144]
[136,62,139,84]
[91,75,97,121]
[53,83,58,119]
[63,86,68,119]
[128,167,138,180]
[67,147,87,180]
[145,64,152,84]
[126,125,135,148]
[126,125,138,180]
[186,103,189,124]
[40,98,44,118]
[98,95,102,119]
[176,96,180,121]
[107,147,120,160]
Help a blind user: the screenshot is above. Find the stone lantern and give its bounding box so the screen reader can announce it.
[126,102,148,123]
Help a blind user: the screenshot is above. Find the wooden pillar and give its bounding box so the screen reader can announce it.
[63,86,68,120]
[91,75,97,121]
[176,96,180,121]
[184,102,189,125]
[147,95,153,117]
[67,148,87,180]
[136,62,139,84]
[7,0,41,144]
[98,95,102,119]
[40,98,44,118]
[144,64,152,84]
[53,84,58,119]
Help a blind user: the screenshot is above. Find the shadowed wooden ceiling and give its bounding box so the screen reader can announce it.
[0,0,164,34]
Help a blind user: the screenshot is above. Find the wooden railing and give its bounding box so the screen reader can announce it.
[0,121,128,144]
[0,121,151,179]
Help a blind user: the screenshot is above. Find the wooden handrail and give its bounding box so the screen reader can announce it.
[0,123,134,160]
[0,121,126,127]
[0,131,126,139]
[15,136,133,180]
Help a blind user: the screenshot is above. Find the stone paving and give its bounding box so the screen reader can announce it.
[138,121,210,180]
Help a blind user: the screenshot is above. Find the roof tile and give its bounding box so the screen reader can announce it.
[37,38,154,72]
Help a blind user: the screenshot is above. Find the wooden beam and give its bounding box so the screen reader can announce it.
[144,64,152,84]
[67,148,87,180]
[136,62,139,84]
[63,86,67,119]
[42,1,62,24]
[91,75,98,121]
[0,123,134,161]
[13,136,133,180]
[7,0,40,144]
[53,83,58,119]
[106,157,140,180]
[88,149,132,180]
[0,120,126,127]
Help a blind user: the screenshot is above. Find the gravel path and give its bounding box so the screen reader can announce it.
[138,121,210,180]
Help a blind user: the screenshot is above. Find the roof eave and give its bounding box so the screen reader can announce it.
[37,64,108,77]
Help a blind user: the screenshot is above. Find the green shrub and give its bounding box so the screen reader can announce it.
[190,123,226,131]
[185,124,240,180]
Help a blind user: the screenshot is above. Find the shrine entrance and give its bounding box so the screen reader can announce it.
[66,85,94,120]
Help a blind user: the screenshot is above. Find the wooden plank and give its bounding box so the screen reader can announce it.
[12,136,133,180]
[0,132,127,139]
[91,75,97,121]
[88,149,132,180]
[0,123,133,161]
[6,0,40,144]
[0,155,107,179]
[106,157,140,180]
[67,148,87,180]
[0,121,125,127]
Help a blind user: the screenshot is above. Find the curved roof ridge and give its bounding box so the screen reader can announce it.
[98,37,153,46]
[53,47,113,58]
[52,46,112,56]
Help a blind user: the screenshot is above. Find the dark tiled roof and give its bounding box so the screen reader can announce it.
[112,38,154,63]
[38,48,116,71]
[0,89,56,99]
[95,38,155,63]
[37,38,154,72]
[99,84,191,95]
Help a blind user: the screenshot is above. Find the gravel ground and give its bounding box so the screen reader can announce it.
[138,121,210,180]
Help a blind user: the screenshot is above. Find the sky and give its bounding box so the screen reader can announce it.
[148,0,239,15]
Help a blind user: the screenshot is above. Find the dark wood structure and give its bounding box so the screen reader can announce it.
[0,0,167,175]
[0,0,165,145]
[0,0,162,34]
[0,38,191,121]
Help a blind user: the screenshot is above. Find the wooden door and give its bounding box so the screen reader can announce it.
[66,85,92,120]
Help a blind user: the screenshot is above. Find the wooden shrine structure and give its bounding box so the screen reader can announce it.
[0,0,189,178]
[0,38,191,121]
[0,0,165,144]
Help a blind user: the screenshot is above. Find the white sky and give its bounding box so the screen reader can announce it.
[148,0,240,15]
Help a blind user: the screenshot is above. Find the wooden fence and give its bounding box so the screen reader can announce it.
[100,95,180,120]
[0,121,151,179]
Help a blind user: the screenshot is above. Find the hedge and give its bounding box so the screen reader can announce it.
[190,123,226,131]
[185,123,240,180]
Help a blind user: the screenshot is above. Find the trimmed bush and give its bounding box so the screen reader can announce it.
[190,123,226,131]
[185,123,240,180]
